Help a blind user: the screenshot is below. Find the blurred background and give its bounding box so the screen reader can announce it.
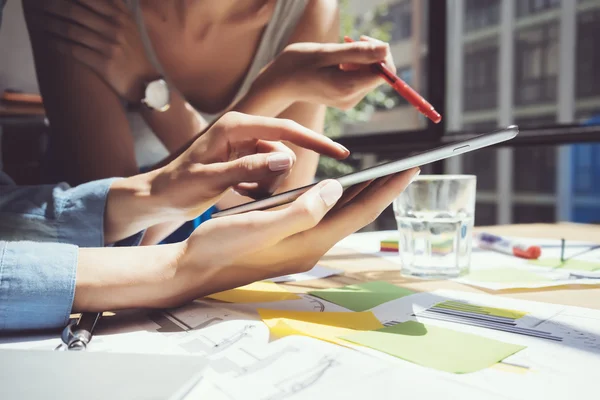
[1,0,599,230]
[323,0,600,230]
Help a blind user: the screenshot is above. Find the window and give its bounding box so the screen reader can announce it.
[378,1,412,42]
[514,24,559,105]
[576,10,600,99]
[475,203,498,226]
[463,40,499,111]
[334,1,600,229]
[462,148,498,191]
[512,117,558,194]
[462,121,499,192]
[516,0,561,18]
[513,205,556,223]
[464,0,500,33]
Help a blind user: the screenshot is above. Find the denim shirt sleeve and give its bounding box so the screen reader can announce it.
[0,172,145,331]
[0,241,77,331]
[0,172,115,247]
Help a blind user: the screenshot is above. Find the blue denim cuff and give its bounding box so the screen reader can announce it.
[55,178,117,247]
[0,241,77,332]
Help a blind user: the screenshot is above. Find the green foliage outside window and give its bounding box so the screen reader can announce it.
[317,0,396,178]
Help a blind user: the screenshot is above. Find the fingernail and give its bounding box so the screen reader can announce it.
[409,169,421,185]
[319,181,343,207]
[336,143,350,154]
[268,153,292,171]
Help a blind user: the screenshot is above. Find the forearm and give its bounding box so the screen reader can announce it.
[277,102,326,188]
[73,243,185,312]
[232,77,293,118]
[139,88,207,153]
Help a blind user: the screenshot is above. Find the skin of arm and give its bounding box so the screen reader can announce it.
[22,0,207,184]
[24,28,139,185]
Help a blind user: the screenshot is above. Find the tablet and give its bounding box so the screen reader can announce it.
[213,125,519,218]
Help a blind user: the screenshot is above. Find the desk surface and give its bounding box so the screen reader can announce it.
[283,223,600,310]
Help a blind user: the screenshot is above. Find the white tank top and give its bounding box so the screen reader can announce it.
[124,0,308,167]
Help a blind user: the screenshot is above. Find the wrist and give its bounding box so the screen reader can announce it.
[104,171,177,244]
[74,242,187,311]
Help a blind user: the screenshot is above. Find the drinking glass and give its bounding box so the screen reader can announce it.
[393,175,476,278]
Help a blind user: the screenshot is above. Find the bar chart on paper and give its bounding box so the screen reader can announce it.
[414,300,562,341]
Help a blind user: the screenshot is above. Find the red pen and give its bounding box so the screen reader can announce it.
[344,36,442,124]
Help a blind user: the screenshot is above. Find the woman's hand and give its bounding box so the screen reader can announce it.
[75,168,418,312]
[241,38,396,117]
[103,112,349,243]
[153,112,348,216]
[24,0,159,102]
[166,168,419,307]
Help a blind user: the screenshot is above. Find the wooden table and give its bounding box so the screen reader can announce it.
[282,223,600,310]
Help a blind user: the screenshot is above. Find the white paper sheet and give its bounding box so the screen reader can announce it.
[172,335,509,400]
[0,302,269,355]
[268,265,342,283]
[0,295,349,353]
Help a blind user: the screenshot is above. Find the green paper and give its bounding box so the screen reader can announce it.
[308,281,414,312]
[464,268,552,283]
[529,258,600,272]
[341,321,525,374]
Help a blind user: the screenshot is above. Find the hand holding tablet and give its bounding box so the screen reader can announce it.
[213,126,519,217]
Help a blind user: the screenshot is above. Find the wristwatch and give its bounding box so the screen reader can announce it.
[141,78,171,112]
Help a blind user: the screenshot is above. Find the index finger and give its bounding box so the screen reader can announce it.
[360,35,396,74]
[314,41,389,67]
[222,112,350,160]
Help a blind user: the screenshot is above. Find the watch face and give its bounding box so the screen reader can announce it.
[144,79,170,111]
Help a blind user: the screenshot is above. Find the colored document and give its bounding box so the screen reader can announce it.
[341,321,526,374]
[434,300,527,320]
[308,281,414,312]
[206,281,300,303]
[258,309,383,346]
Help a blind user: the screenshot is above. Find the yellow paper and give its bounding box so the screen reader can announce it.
[207,281,300,303]
[258,309,383,346]
[490,363,530,375]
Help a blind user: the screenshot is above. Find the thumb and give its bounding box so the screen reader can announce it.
[212,152,294,188]
[206,179,344,256]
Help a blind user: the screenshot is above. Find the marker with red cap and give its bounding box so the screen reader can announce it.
[344,36,442,124]
[475,232,542,260]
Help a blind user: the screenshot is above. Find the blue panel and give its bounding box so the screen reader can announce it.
[570,115,600,223]
[573,206,600,224]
